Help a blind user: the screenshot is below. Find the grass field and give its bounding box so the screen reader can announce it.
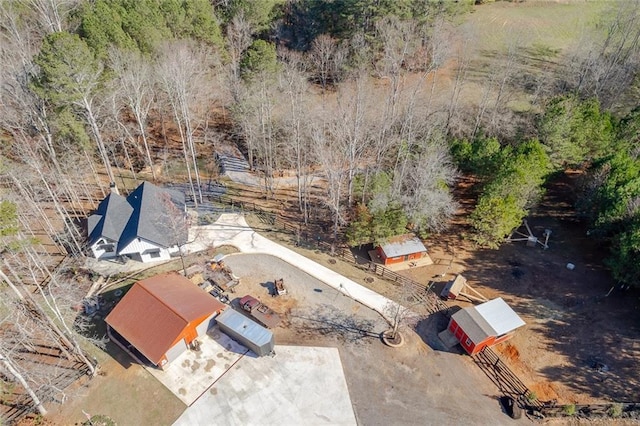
[444,1,608,116]
[464,1,606,56]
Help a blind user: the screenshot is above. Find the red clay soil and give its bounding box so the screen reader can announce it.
[428,171,640,404]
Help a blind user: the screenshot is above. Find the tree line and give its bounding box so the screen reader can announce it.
[2,0,640,416]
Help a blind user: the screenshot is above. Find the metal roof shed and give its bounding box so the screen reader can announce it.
[476,298,525,336]
[446,297,525,355]
[375,234,428,266]
[216,308,274,357]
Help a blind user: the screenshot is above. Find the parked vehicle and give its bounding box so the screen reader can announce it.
[239,295,281,328]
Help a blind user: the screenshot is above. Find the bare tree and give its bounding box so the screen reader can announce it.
[381,282,422,344]
[308,34,345,94]
[332,72,372,206]
[566,2,640,108]
[157,41,216,205]
[278,48,313,222]
[310,121,346,240]
[398,136,458,234]
[225,12,253,103]
[157,192,189,273]
[0,22,92,225]
[446,29,474,136]
[6,141,85,255]
[0,260,96,377]
[30,32,115,187]
[27,0,78,34]
[0,347,48,415]
[109,48,156,180]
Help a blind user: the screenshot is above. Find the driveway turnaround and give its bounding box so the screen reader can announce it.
[173,345,356,426]
[186,214,399,323]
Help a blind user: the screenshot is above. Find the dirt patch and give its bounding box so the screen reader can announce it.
[242,170,640,407]
[221,253,525,425]
[45,342,185,425]
[419,172,640,405]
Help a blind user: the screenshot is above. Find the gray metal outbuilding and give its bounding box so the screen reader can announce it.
[216,308,275,356]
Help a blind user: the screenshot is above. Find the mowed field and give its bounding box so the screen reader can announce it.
[464,1,605,54]
[445,0,607,115]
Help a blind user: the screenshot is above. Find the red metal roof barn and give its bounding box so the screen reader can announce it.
[375,234,429,266]
[446,298,525,355]
[105,272,226,368]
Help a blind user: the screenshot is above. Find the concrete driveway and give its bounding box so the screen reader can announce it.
[144,330,248,405]
[173,345,356,426]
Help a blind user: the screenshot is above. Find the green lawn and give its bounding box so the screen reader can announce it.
[464,1,606,56]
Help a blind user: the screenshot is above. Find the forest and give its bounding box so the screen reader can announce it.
[1,0,640,420]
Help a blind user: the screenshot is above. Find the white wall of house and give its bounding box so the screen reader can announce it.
[90,238,118,259]
[119,237,171,263]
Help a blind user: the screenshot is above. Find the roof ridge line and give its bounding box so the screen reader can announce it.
[139,274,191,324]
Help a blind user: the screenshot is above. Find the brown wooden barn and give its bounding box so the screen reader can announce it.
[105,272,226,369]
[446,298,525,355]
[375,234,428,266]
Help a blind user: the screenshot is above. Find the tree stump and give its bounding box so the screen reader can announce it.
[381,330,405,348]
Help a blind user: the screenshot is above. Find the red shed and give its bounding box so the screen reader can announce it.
[376,234,428,266]
[447,298,525,355]
[106,272,226,369]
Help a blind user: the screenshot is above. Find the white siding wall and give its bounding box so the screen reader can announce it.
[90,238,117,259]
[118,238,171,263]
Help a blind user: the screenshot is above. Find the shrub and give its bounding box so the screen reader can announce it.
[608,403,623,418]
[563,404,576,416]
[83,414,116,426]
[525,391,537,403]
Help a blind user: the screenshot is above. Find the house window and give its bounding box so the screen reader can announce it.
[98,244,114,252]
[149,250,161,258]
[404,255,409,261]
[465,337,472,347]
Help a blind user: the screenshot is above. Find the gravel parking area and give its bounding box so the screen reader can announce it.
[221,253,526,425]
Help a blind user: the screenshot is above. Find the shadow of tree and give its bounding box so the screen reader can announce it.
[444,173,640,402]
[288,304,379,345]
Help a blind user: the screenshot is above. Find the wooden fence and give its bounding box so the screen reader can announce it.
[207,186,640,421]
[205,191,454,316]
[474,347,542,409]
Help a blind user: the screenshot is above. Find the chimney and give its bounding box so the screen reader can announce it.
[109,182,120,195]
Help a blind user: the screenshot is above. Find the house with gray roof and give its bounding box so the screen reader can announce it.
[87,182,187,263]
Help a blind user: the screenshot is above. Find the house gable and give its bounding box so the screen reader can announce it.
[106,284,187,364]
[450,297,525,355]
[87,193,133,246]
[451,308,496,344]
[86,182,188,262]
[118,182,187,252]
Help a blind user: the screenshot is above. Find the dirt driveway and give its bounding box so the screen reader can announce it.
[221,253,526,425]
